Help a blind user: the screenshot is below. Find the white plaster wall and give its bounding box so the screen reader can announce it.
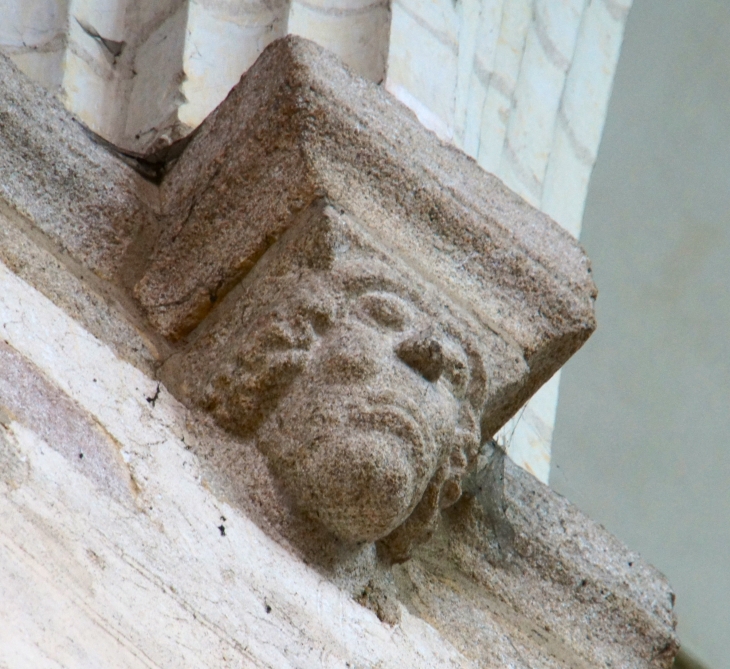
[288,0,390,83]
[0,0,189,150]
[553,2,730,666]
[540,0,631,236]
[62,0,130,142]
[179,0,289,129]
[122,0,188,150]
[0,0,69,90]
[0,0,633,482]
[64,0,192,150]
[384,0,631,232]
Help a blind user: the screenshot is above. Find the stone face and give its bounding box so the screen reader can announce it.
[161,202,503,552]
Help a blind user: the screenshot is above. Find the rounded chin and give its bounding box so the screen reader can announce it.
[292,431,426,542]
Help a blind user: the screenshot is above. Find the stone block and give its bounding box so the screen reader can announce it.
[0,51,158,281]
[138,36,596,378]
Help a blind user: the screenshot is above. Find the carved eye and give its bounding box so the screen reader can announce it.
[357,292,411,330]
[300,302,335,335]
[397,331,471,394]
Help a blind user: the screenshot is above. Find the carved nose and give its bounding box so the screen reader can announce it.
[396,332,445,382]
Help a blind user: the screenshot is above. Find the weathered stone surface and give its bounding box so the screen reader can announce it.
[0,253,677,668]
[397,450,678,668]
[147,37,595,557]
[0,202,163,374]
[0,51,159,282]
[0,338,134,503]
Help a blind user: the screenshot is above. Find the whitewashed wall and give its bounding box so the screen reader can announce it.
[0,0,69,90]
[0,0,632,482]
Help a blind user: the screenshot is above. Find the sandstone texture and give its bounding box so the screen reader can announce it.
[0,34,678,668]
[0,51,159,281]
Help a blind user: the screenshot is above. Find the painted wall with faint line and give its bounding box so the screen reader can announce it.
[0,0,633,482]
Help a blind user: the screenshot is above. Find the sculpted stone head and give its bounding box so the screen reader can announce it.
[127,39,595,563]
[161,203,530,558]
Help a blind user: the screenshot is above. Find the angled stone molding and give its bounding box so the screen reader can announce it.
[0,49,158,283]
[400,452,679,668]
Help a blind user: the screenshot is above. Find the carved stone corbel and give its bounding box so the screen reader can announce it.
[0,35,596,555]
[139,37,596,559]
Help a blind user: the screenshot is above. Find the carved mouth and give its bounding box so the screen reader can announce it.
[348,395,436,481]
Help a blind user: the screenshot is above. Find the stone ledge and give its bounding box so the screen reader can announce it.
[0,51,159,282]
[415,452,679,667]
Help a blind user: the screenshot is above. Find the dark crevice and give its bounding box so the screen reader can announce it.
[75,18,126,59]
[75,119,200,183]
